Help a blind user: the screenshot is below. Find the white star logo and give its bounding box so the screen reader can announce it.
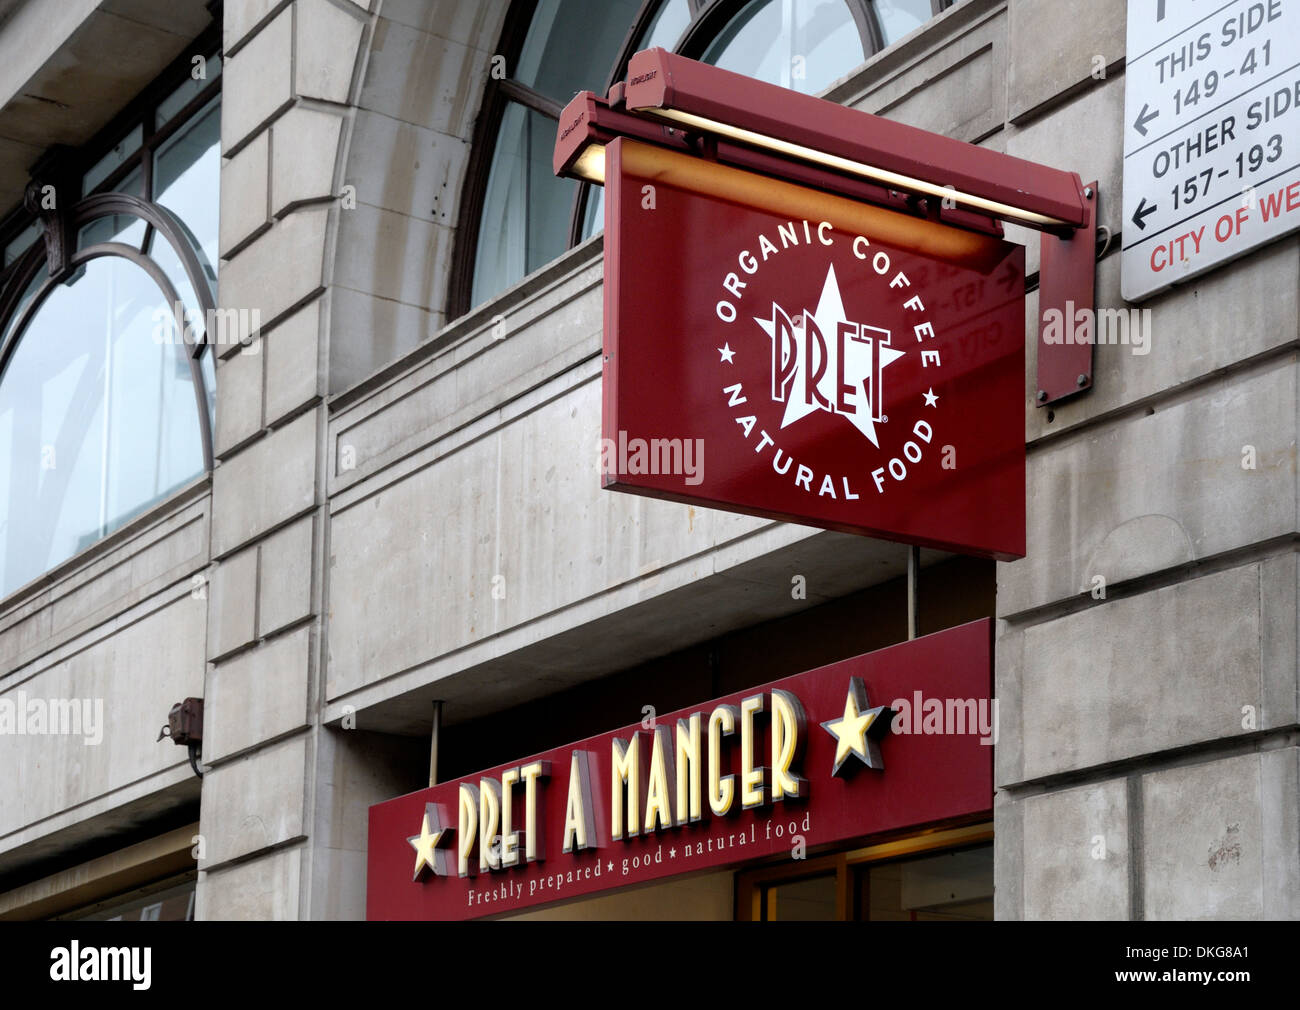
[754,265,904,448]
[923,388,939,407]
[718,343,735,363]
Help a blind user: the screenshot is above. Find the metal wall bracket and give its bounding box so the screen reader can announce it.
[24,145,76,281]
[1036,181,1099,407]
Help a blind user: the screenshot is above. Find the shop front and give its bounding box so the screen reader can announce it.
[365,39,1100,923]
[368,620,993,921]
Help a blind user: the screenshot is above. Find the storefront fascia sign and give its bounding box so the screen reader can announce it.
[366,619,994,921]
[554,47,1100,411]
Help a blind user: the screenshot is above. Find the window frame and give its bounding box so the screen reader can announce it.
[0,24,223,292]
[0,25,223,601]
[448,0,953,320]
[2,194,219,466]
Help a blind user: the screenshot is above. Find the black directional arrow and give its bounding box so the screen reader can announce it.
[1132,197,1157,230]
[1133,102,1159,136]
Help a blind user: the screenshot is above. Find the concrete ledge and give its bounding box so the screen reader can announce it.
[0,823,196,921]
[0,488,209,678]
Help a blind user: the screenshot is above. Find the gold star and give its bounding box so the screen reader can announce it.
[821,677,893,775]
[408,803,452,880]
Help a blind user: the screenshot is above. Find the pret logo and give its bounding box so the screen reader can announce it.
[713,220,941,499]
[757,265,902,446]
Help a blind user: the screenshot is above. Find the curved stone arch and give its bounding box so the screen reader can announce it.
[323,0,511,393]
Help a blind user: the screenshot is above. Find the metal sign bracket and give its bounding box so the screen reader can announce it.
[1036,181,1099,407]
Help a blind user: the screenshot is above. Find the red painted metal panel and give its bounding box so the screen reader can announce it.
[1036,182,1099,406]
[602,137,1025,560]
[367,619,994,921]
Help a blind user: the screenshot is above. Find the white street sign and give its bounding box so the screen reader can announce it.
[1122,0,1300,302]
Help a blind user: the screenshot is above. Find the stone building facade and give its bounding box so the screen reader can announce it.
[0,0,1295,920]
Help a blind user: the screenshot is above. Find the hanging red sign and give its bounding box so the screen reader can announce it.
[600,138,1026,560]
[366,619,993,920]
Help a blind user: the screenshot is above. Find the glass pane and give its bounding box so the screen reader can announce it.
[702,0,866,95]
[472,103,578,307]
[77,167,148,251]
[82,124,144,196]
[861,844,994,921]
[147,221,208,349]
[157,54,222,125]
[580,183,605,240]
[0,256,205,597]
[153,97,220,289]
[66,878,196,922]
[3,220,42,268]
[763,873,837,920]
[638,0,692,50]
[199,340,216,424]
[874,0,934,45]
[1,267,45,349]
[515,0,644,101]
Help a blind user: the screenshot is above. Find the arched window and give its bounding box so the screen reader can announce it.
[451,0,952,316]
[0,43,221,599]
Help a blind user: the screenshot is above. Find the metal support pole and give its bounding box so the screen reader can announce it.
[907,545,920,641]
[428,700,443,788]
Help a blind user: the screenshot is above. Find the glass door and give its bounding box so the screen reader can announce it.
[737,823,993,921]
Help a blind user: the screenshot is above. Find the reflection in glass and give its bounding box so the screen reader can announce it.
[874,0,934,45]
[703,0,865,95]
[762,873,838,920]
[1,268,43,349]
[472,104,578,306]
[470,0,939,308]
[860,844,994,920]
[580,184,605,241]
[3,221,42,268]
[157,54,222,125]
[154,99,220,291]
[82,125,144,196]
[77,168,148,251]
[148,215,209,350]
[515,0,644,101]
[0,257,206,596]
[639,0,692,50]
[579,0,692,243]
[474,0,650,295]
[65,878,196,921]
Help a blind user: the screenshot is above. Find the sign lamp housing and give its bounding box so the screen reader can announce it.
[555,48,1099,406]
